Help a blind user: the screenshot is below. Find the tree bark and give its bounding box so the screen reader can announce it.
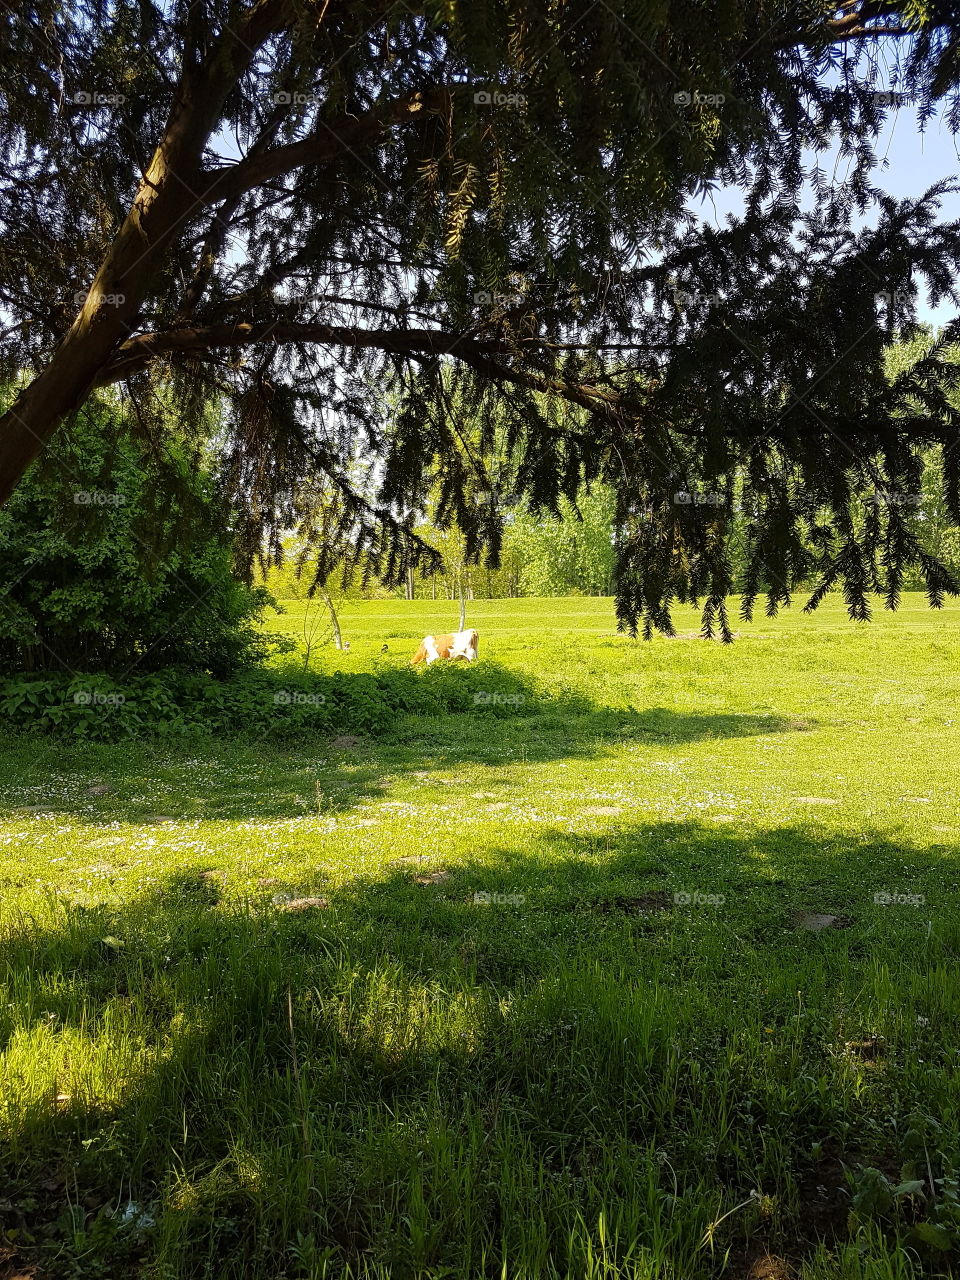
[0,0,289,504]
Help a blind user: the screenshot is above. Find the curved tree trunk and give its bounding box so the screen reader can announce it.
[0,0,288,503]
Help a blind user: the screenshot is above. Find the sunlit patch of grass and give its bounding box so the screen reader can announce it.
[1,595,960,1277]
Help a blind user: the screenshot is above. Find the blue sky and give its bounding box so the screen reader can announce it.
[695,101,960,328]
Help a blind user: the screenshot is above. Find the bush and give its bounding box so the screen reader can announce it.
[0,390,279,675]
[0,664,538,743]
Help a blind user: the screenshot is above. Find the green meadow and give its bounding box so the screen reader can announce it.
[1,595,959,1279]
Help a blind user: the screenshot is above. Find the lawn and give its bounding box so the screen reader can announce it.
[1,594,959,1279]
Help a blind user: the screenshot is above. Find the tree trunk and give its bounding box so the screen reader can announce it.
[0,2,287,504]
[321,588,343,650]
[458,577,466,631]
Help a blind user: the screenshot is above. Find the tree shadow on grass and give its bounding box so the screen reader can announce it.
[0,818,958,1278]
[0,660,808,822]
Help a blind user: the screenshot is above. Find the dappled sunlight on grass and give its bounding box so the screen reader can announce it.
[2,596,960,1276]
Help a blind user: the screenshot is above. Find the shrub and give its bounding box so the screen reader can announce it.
[0,664,538,743]
[0,390,280,675]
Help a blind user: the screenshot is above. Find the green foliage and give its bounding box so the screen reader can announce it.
[0,391,275,675]
[6,4,960,637]
[408,467,615,599]
[0,664,536,743]
[848,1160,960,1255]
[512,487,615,596]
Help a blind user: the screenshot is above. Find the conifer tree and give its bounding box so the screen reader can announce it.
[3,1,960,634]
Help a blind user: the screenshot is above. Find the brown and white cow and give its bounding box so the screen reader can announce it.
[411,628,479,665]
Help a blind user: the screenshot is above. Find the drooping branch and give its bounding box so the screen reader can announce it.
[95,314,960,455]
[97,320,632,418]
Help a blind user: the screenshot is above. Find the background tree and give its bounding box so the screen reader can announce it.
[512,487,616,597]
[259,546,340,666]
[4,2,960,636]
[882,329,960,587]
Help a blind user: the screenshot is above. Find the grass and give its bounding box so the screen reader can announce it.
[1,593,960,1279]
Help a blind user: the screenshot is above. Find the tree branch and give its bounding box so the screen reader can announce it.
[196,87,449,207]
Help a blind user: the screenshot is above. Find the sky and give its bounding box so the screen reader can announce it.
[694,99,960,328]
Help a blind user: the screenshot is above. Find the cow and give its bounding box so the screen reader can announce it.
[411,628,479,665]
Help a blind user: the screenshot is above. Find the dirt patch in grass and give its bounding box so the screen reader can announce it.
[843,1034,884,1061]
[796,1141,850,1245]
[793,911,851,931]
[276,896,329,911]
[730,1147,848,1280]
[744,1255,796,1280]
[839,1034,886,1071]
[591,891,673,915]
[0,1252,38,1280]
[0,1165,131,1279]
[414,869,449,885]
